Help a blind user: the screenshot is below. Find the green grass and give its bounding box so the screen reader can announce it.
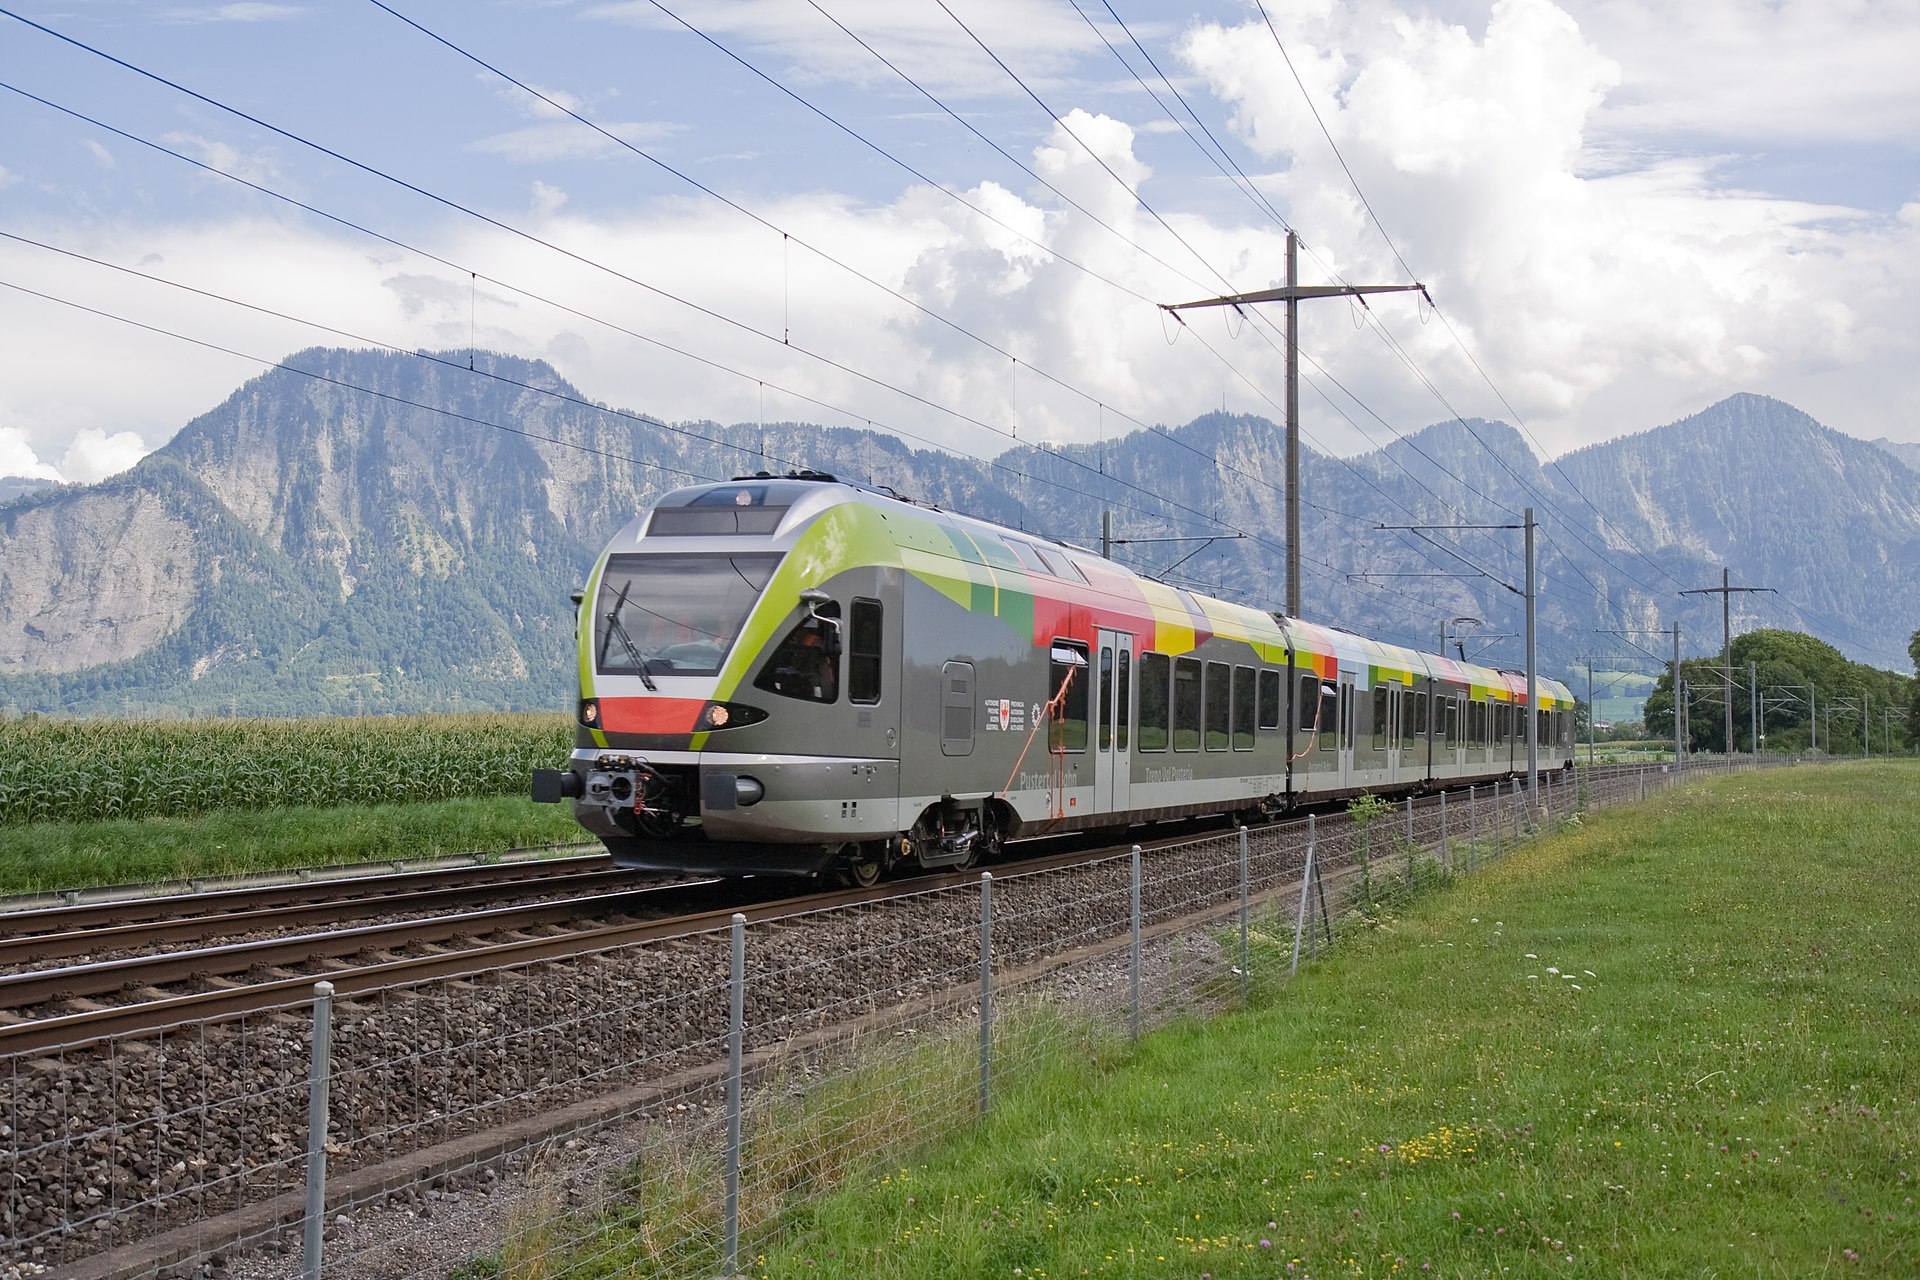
[740,761,1920,1278]
[0,795,585,896]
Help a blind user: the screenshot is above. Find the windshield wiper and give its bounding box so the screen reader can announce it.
[600,580,658,691]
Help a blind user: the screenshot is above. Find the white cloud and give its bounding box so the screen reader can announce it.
[469,119,682,164]
[584,0,1099,96]
[1569,0,1920,147]
[0,428,63,481]
[161,133,281,188]
[1168,0,1920,452]
[161,4,307,23]
[60,429,149,483]
[81,139,114,168]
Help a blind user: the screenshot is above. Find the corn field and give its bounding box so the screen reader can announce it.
[0,713,572,826]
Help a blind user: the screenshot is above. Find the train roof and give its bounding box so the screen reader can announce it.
[623,474,1573,708]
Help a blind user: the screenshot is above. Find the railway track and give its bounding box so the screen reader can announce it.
[0,771,1586,1058]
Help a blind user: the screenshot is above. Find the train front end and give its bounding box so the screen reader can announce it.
[532,476,902,878]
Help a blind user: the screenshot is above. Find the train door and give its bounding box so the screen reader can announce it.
[1094,629,1134,816]
[1338,673,1356,790]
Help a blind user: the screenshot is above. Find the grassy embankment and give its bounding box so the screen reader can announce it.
[483,761,1919,1278]
[759,760,1920,1278]
[0,713,583,894]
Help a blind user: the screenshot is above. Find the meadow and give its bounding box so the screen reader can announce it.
[725,761,1919,1278]
[0,712,581,894]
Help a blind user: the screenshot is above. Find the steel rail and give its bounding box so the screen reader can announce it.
[0,865,655,967]
[0,853,615,937]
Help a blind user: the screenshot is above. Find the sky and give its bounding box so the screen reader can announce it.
[2,0,1918,486]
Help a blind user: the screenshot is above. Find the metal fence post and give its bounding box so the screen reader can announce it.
[1439,789,1449,867]
[1404,795,1415,881]
[1467,786,1477,873]
[1291,817,1317,976]
[1237,827,1250,1004]
[725,913,744,1275]
[302,980,334,1280]
[979,872,993,1115]
[1130,845,1142,1040]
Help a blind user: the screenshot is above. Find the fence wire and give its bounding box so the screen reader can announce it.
[0,758,1807,1279]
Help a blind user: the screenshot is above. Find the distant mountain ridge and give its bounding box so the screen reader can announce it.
[1,349,1914,716]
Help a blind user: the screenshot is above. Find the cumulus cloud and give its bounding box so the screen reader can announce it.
[1167,0,1920,450]
[59,429,149,483]
[0,427,63,482]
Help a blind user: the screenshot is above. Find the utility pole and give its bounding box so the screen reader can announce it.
[1586,658,1595,769]
[1680,568,1775,764]
[1101,510,1113,560]
[1749,661,1759,754]
[1675,624,1685,765]
[1162,232,1425,620]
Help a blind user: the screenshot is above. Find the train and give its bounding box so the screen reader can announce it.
[531,472,1575,884]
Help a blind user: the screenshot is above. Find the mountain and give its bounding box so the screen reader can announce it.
[1870,436,1920,476]
[0,476,56,505]
[2,352,1915,717]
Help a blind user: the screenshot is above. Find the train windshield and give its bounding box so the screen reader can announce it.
[592,553,782,677]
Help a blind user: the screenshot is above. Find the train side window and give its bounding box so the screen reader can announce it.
[1116,650,1131,752]
[1232,666,1255,750]
[1297,673,1319,732]
[1258,669,1281,731]
[1137,652,1170,751]
[1444,695,1458,749]
[848,598,882,705]
[1318,682,1338,754]
[1402,688,1419,750]
[1371,687,1390,751]
[941,661,974,756]
[1048,641,1089,753]
[753,605,840,704]
[1205,662,1231,750]
[1173,657,1202,751]
[1098,645,1114,752]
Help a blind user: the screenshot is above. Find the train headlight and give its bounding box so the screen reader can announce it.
[698,701,767,731]
[579,698,600,727]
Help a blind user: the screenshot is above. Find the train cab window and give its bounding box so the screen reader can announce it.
[1204,662,1231,750]
[1048,641,1089,753]
[1232,666,1256,750]
[1116,651,1131,752]
[1371,687,1390,752]
[753,604,840,703]
[1258,669,1282,731]
[848,598,882,705]
[1137,652,1170,751]
[1173,657,1202,751]
[593,552,780,677]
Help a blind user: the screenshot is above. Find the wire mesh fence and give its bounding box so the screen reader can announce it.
[1,757,1809,1279]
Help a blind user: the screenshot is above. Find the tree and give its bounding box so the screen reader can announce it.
[1909,628,1920,751]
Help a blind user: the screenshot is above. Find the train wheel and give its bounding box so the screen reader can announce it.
[837,843,884,889]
